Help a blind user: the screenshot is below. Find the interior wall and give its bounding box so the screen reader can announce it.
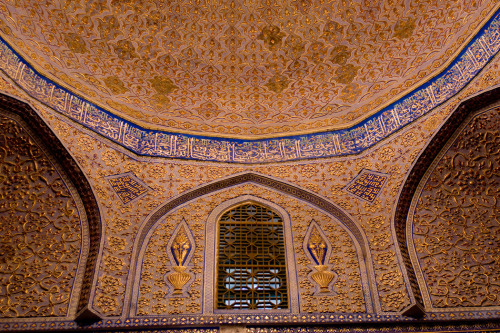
[133,185,369,318]
[0,43,500,331]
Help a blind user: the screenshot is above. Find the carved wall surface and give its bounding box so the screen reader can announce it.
[0,115,82,318]
[411,107,500,309]
[20,93,456,319]
[136,184,366,317]
[0,49,500,330]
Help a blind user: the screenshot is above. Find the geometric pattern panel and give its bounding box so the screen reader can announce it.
[413,107,500,308]
[106,172,150,205]
[217,203,288,310]
[344,169,388,203]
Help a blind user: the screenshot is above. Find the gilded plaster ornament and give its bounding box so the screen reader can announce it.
[258,25,285,50]
[167,266,191,295]
[2,0,494,138]
[165,221,195,296]
[265,74,289,93]
[304,222,337,294]
[0,115,82,318]
[137,184,366,315]
[394,18,416,39]
[310,265,336,293]
[413,107,500,308]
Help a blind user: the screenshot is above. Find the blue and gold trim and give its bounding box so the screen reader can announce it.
[344,170,389,203]
[0,10,499,163]
[106,172,150,204]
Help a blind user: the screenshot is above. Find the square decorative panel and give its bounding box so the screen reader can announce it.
[344,170,388,203]
[106,172,150,204]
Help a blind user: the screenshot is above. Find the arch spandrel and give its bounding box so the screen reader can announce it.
[130,180,375,321]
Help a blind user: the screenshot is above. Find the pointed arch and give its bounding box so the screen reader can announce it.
[203,196,298,314]
[132,172,370,255]
[126,171,378,316]
[0,93,102,322]
[393,86,500,317]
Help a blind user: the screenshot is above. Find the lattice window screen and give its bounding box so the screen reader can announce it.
[216,203,288,310]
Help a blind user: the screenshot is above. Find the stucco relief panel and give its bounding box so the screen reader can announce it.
[18,102,438,316]
[0,116,82,318]
[135,184,366,316]
[412,107,500,309]
[4,50,498,317]
[0,0,497,137]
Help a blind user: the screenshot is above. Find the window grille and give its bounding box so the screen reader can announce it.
[216,203,288,310]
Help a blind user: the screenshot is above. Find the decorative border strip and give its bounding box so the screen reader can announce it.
[0,10,499,163]
[248,323,500,333]
[2,311,500,331]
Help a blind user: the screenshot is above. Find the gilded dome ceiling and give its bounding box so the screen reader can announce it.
[0,0,497,139]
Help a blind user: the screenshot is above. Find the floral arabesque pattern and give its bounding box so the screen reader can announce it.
[0,0,495,137]
[12,53,500,317]
[136,184,365,315]
[413,107,500,308]
[0,116,82,317]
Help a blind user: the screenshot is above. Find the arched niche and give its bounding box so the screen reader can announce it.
[125,173,379,323]
[0,93,102,323]
[394,86,500,316]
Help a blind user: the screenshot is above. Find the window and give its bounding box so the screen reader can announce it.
[216,202,288,310]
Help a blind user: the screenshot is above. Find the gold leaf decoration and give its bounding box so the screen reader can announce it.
[413,107,500,308]
[258,25,285,50]
[64,33,87,53]
[150,76,178,95]
[335,64,359,84]
[308,226,327,265]
[167,266,192,295]
[104,76,128,94]
[0,116,81,317]
[394,18,416,39]
[321,20,345,43]
[265,74,289,93]
[310,265,336,293]
[305,222,338,294]
[113,40,137,60]
[163,221,195,296]
[171,226,191,266]
[0,0,493,136]
[330,45,351,65]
